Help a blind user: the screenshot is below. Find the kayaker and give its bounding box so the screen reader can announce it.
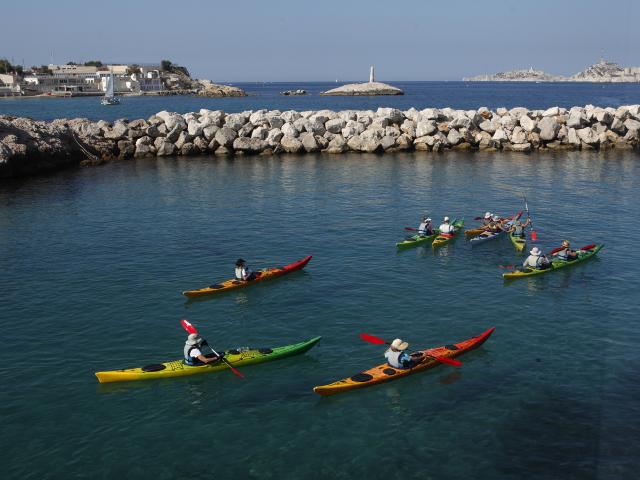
[384,339,426,369]
[522,247,551,270]
[439,216,455,234]
[184,333,224,366]
[481,212,493,226]
[508,218,531,237]
[554,240,579,261]
[477,215,504,237]
[418,216,433,236]
[235,259,257,281]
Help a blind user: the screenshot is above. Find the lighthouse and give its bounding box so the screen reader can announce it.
[369,66,375,83]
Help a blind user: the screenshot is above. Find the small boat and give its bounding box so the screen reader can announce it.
[432,219,464,249]
[503,244,604,280]
[101,71,120,106]
[96,336,321,383]
[313,328,494,396]
[182,255,312,298]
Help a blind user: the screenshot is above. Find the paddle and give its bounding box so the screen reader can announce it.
[405,227,418,231]
[523,195,537,241]
[548,244,596,256]
[180,319,244,379]
[359,333,462,367]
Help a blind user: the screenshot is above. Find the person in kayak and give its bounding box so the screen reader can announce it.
[554,240,579,261]
[235,259,257,281]
[384,339,426,369]
[439,216,455,234]
[477,215,505,237]
[481,212,493,226]
[508,217,531,238]
[522,247,551,270]
[184,333,224,366]
[418,216,433,236]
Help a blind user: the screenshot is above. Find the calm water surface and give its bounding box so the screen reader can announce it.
[1,150,640,479]
[1,81,640,121]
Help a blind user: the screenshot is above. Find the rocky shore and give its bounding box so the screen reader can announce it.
[2,104,639,178]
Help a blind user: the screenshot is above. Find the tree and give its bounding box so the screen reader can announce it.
[66,61,79,65]
[126,64,142,75]
[0,58,22,74]
[84,60,103,67]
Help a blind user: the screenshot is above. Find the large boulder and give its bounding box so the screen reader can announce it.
[510,126,527,144]
[215,127,237,148]
[567,108,587,129]
[154,138,176,156]
[103,121,128,140]
[325,118,346,134]
[416,121,437,137]
[542,107,560,117]
[156,111,186,131]
[538,116,559,141]
[376,107,405,125]
[479,119,499,133]
[280,135,304,153]
[281,122,299,138]
[519,115,537,133]
[577,127,599,145]
[233,137,267,154]
[325,135,348,153]
[224,113,248,131]
[299,132,320,152]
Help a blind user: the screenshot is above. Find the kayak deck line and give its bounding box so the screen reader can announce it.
[95,336,322,384]
[313,328,494,396]
[182,255,312,298]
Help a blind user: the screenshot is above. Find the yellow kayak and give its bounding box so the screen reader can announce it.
[96,336,321,383]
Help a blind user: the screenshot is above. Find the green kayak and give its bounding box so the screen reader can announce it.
[503,244,604,280]
[509,232,527,252]
[396,230,441,250]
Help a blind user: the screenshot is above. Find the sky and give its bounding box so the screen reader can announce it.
[1,0,638,82]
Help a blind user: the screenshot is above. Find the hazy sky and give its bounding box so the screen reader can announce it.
[2,0,638,81]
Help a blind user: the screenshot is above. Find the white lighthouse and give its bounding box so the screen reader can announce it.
[369,65,375,83]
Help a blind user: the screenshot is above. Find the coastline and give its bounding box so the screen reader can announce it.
[1,104,639,178]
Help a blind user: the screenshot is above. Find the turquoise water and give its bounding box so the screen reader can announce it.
[1,151,640,479]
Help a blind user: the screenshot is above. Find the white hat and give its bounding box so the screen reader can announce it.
[390,338,409,351]
[426,217,432,222]
[492,215,500,221]
[186,333,203,346]
[444,216,450,222]
[530,247,541,256]
[484,212,491,219]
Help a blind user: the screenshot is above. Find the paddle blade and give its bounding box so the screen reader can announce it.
[580,244,596,251]
[405,227,418,231]
[432,356,462,367]
[180,319,198,335]
[226,362,245,379]
[498,265,514,269]
[548,246,563,255]
[360,333,386,345]
[531,230,537,242]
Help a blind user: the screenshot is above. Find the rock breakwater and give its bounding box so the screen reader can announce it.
[2,104,639,178]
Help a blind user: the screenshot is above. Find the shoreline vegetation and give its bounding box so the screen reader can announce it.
[1,104,639,178]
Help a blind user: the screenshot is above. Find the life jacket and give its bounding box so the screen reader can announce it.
[439,223,454,234]
[184,343,204,365]
[418,221,432,235]
[556,248,569,261]
[235,266,245,280]
[385,350,411,369]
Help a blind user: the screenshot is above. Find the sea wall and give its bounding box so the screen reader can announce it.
[1,104,640,178]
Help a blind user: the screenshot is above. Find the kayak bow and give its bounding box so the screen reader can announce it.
[183,255,312,298]
[313,328,494,396]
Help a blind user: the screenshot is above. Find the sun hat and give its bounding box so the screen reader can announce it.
[426,218,432,222]
[235,258,246,267]
[444,216,450,222]
[390,338,409,351]
[484,212,491,219]
[186,333,203,346]
[492,215,500,221]
[530,247,541,256]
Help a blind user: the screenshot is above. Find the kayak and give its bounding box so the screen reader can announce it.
[465,212,522,237]
[509,232,527,252]
[95,336,322,383]
[396,230,440,250]
[503,244,604,280]
[432,219,464,249]
[183,255,312,298]
[469,211,522,246]
[313,328,494,396]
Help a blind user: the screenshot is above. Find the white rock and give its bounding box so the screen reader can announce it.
[416,121,437,137]
[577,127,598,145]
[510,126,527,144]
[542,107,560,117]
[281,122,299,138]
[266,128,283,146]
[325,118,346,134]
[492,128,509,143]
[519,115,537,132]
[203,125,219,141]
[376,107,405,124]
[538,116,559,141]
[280,135,304,153]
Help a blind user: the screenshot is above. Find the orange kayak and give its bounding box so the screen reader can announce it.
[183,255,312,298]
[313,328,495,396]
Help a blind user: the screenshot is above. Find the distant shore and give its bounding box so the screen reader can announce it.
[1,104,639,178]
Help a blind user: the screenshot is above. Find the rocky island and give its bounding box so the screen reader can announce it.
[2,103,639,178]
[321,67,403,96]
[464,60,640,82]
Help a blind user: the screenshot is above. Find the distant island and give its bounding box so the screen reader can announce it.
[464,60,640,83]
[0,58,246,98]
